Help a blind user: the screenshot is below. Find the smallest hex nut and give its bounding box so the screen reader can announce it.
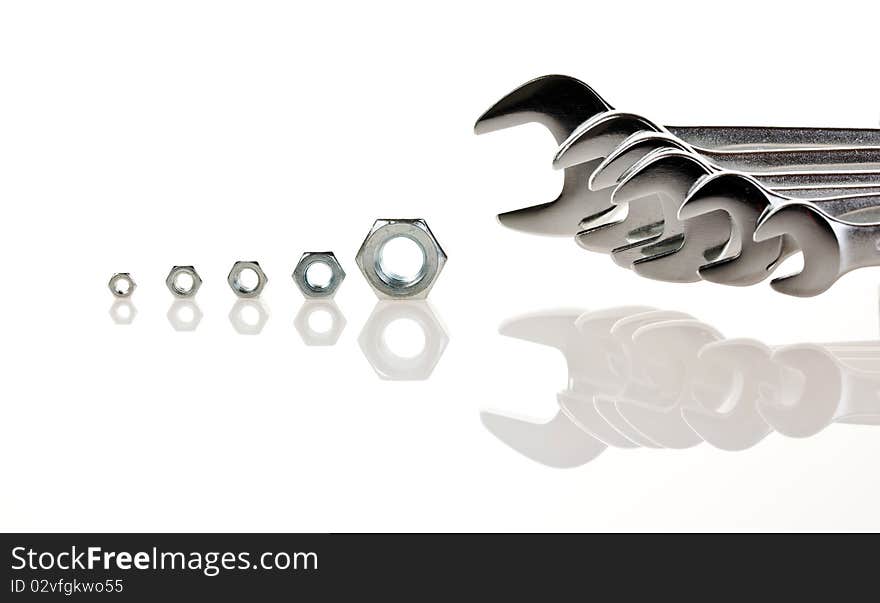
[292,252,346,299]
[166,266,203,298]
[108,273,136,298]
[227,261,268,298]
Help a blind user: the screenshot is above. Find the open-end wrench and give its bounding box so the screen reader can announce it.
[553,112,880,254]
[579,132,880,259]
[475,75,880,237]
[752,201,880,296]
[589,130,880,192]
[593,147,880,282]
[556,112,880,174]
[682,173,880,287]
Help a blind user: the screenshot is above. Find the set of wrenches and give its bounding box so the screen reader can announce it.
[482,306,880,468]
[475,75,880,296]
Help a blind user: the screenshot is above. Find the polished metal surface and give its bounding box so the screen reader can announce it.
[606,148,730,282]
[474,76,616,236]
[475,75,880,294]
[355,219,446,300]
[475,75,880,237]
[555,112,880,172]
[754,202,880,297]
[165,265,202,298]
[681,172,880,287]
[590,131,880,192]
[108,273,136,298]
[292,252,346,299]
[580,131,880,258]
[227,261,268,298]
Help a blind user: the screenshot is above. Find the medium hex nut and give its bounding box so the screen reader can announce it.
[292,252,346,299]
[355,219,447,300]
[108,273,136,298]
[165,265,203,298]
[227,261,268,298]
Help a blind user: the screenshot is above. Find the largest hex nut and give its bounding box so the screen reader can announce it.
[227,261,268,298]
[355,219,447,300]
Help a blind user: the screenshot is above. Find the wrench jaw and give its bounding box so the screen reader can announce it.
[496,159,616,237]
[579,134,690,252]
[611,150,731,282]
[597,148,705,265]
[679,172,786,287]
[475,76,617,237]
[552,111,665,171]
[589,132,690,192]
[753,203,844,297]
[473,75,612,143]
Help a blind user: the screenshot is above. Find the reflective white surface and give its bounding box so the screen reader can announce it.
[483,307,880,467]
[358,301,448,380]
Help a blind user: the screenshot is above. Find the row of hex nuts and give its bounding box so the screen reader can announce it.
[108,219,447,301]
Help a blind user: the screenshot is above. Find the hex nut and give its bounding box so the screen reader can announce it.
[227,261,268,298]
[355,219,447,300]
[292,252,346,299]
[108,273,136,298]
[165,265,203,298]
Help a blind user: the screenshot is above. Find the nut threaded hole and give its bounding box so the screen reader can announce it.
[173,271,194,294]
[235,268,259,293]
[305,261,333,291]
[376,236,426,288]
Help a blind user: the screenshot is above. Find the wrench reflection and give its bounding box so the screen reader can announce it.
[482,307,880,468]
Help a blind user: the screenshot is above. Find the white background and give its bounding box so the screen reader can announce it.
[2,1,880,532]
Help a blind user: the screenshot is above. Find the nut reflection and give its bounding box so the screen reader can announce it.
[228,299,269,335]
[294,301,346,346]
[109,299,137,325]
[167,300,204,332]
[358,301,448,380]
